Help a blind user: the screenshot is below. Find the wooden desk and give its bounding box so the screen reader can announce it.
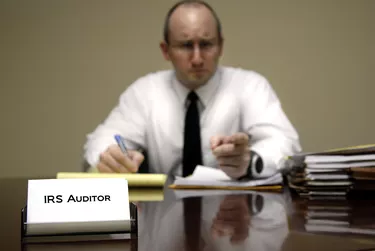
[1,177,374,251]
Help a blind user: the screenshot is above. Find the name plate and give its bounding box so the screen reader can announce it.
[26,178,130,236]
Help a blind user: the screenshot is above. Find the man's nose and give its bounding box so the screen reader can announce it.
[191,46,204,67]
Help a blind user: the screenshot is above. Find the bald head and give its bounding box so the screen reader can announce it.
[163,1,222,44]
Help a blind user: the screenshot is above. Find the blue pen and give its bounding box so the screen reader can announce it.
[114,134,128,156]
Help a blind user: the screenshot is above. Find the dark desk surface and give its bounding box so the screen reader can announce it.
[1,177,375,251]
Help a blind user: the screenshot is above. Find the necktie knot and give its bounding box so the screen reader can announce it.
[187,91,199,102]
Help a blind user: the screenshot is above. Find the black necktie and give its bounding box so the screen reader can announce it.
[183,91,203,177]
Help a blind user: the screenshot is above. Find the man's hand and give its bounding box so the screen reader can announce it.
[97,144,144,173]
[211,195,251,244]
[210,132,251,179]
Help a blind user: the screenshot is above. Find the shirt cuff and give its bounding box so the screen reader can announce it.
[250,147,281,178]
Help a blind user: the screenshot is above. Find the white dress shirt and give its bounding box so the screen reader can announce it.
[84,66,301,177]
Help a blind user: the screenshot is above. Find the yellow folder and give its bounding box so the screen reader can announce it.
[56,172,167,188]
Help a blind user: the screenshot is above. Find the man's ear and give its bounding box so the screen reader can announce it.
[218,37,224,57]
[159,41,170,61]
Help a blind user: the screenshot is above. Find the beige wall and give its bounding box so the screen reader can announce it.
[1,0,374,178]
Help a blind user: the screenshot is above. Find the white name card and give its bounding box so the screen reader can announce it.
[26,178,131,236]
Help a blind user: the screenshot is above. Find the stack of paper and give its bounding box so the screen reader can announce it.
[287,144,375,199]
[169,165,283,191]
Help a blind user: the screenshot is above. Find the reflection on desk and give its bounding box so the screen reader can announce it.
[129,188,164,202]
[2,176,375,251]
[137,189,290,251]
[294,197,375,236]
[23,240,135,251]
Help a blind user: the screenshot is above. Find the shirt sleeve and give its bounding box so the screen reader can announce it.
[241,73,302,178]
[83,77,149,168]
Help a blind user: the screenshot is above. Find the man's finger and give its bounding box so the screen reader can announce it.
[100,151,123,173]
[118,155,138,173]
[97,162,114,173]
[228,132,249,145]
[210,135,226,149]
[109,145,138,173]
[213,143,249,156]
[129,150,144,168]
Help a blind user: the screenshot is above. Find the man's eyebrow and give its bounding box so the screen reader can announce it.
[174,39,192,43]
[174,38,217,43]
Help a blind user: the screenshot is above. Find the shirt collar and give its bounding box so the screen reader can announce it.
[172,67,222,108]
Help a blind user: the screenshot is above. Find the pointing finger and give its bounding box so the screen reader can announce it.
[210,135,225,149]
[229,133,249,145]
[213,143,249,156]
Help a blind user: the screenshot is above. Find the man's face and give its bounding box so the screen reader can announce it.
[160,6,223,90]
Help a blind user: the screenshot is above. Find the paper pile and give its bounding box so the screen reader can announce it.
[287,144,375,199]
[170,165,283,191]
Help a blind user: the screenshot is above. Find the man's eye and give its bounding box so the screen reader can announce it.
[181,42,193,49]
[200,41,213,48]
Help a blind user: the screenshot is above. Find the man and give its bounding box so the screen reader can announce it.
[83,0,301,179]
